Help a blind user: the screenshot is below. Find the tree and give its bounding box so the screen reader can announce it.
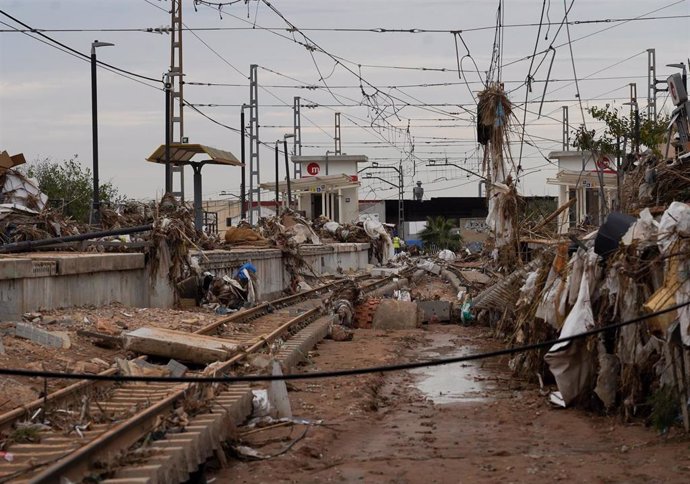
[26,155,123,222]
[419,216,462,251]
[572,104,669,157]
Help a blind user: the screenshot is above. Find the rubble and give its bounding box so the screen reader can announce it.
[371,300,422,330]
[14,322,71,349]
[124,326,242,364]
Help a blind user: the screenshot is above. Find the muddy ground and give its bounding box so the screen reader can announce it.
[0,305,226,412]
[217,323,690,483]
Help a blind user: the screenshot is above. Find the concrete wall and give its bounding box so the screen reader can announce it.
[193,243,370,300]
[0,253,162,320]
[340,186,359,224]
[0,243,370,319]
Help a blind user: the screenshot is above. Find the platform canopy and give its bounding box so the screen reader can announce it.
[260,174,359,192]
[146,143,241,166]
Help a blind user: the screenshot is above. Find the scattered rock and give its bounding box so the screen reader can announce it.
[15,322,71,349]
[74,361,101,374]
[329,324,354,341]
[95,320,120,335]
[248,354,272,370]
[116,358,171,377]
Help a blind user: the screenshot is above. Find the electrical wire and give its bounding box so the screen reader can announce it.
[1,300,687,383]
[2,14,686,35]
[0,9,162,84]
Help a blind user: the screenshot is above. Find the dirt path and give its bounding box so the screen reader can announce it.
[215,324,690,483]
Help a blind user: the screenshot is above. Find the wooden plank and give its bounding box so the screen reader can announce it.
[532,197,576,233]
[124,327,241,364]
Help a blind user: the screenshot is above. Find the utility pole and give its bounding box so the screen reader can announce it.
[334,112,342,155]
[629,83,640,156]
[274,142,280,215]
[398,160,405,239]
[240,104,248,220]
[293,96,302,177]
[169,0,185,200]
[248,64,261,223]
[562,106,569,151]
[164,73,172,194]
[647,48,658,123]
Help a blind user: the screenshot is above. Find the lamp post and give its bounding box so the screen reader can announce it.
[90,40,114,225]
[667,62,688,91]
[283,134,295,209]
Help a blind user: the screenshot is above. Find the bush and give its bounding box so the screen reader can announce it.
[26,155,123,222]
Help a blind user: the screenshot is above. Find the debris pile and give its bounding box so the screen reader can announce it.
[478,84,520,271]
[476,202,690,427]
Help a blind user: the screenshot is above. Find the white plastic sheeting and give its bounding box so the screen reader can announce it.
[485,182,513,250]
[364,219,394,262]
[0,171,47,217]
[544,273,595,406]
[437,249,456,261]
[657,202,690,256]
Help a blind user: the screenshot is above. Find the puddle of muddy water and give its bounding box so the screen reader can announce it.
[410,335,489,404]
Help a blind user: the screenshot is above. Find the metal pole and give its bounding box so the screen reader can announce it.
[398,163,404,239]
[90,47,100,225]
[249,64,261,222]
[283,139,291,209]
[293,96,302,177]
[647,48,657,123]
[170,0,185,201]
[192,164,203,231]
[335,112,342,155]
[0,225,154,254]
[164,73,172,194]
[562,106,569,151]
[240,107,246,220]
[616,135,622,211]
[274,142,280,215]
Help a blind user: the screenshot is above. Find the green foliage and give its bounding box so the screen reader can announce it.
[26,155,123,222]
[419,216,462,251]
[572,104,669,157]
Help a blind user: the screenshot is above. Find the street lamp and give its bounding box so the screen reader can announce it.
[667,62,687,91]
[90,40,114,225]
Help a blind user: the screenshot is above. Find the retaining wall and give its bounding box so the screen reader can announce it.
[0,243,370,319]
[0,253,159,320]
[193,243,370,299]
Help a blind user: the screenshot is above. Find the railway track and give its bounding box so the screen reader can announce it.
[0,274,395,483]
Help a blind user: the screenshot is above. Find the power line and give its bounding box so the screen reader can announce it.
[1,299,686,383]
[185,75,651,90]
[0,9,163,84]
[501,0,686,71]
[2,14,686,35]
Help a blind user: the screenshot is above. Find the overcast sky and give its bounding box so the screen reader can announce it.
[0,0,688,202]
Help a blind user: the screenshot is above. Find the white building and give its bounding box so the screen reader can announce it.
[547,150,619,233]
[290,155,367,224]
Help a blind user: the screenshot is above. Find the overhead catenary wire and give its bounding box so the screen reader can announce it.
[2,13,686,35]
[1,300,688,383]
[0,9,162,85]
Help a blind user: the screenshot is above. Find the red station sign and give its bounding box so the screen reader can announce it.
[306,162,320,176]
